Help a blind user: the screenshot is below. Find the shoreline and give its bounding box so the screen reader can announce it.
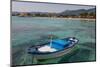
[14,16,96,21]
[34,17,96,21]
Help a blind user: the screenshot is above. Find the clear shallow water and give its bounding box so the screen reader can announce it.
[11,16,96,65]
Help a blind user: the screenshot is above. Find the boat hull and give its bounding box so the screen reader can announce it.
[31,45,77,60]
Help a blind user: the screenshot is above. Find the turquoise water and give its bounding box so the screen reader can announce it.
[12,16,96,65]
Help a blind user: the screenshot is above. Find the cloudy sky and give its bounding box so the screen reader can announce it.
[12,1,95,13]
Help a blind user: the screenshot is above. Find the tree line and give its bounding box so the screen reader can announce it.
[12,12,96,19]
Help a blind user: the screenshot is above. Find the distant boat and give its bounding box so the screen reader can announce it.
[27,37,79,60]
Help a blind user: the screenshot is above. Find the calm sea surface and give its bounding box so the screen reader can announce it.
[12,16,96,65]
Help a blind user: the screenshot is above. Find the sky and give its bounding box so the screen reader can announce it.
[12,1,95,13]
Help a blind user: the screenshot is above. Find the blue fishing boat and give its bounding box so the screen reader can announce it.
[27,37,79,60]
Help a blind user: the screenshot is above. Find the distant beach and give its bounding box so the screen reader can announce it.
[22,16,96,21]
